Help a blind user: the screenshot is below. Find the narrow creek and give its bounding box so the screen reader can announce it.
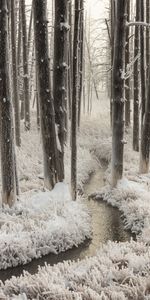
[0,165,133,282]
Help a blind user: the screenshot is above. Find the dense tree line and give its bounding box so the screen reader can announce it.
[1,0,150,207]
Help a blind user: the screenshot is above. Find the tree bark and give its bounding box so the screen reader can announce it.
[78,0,84,128]
[53,0,68,181]
[71,0,80,200]
[21,0,30,130]
[0,0,17,206]
[34,0,59,189]
[140,0,146,128]
[10,0,21,147]
[133,0,140,151]
[111,0,127,188]
[146,0,150,81]
[140,65,150,173]
[125,0,130,127]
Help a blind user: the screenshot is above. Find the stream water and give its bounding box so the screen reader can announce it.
[0,166,133,282]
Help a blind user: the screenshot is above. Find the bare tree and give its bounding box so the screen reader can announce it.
[21,0,30,130]
[0,0,17,206]
[78,0,84,127]
[125,0,130,127]
[140,65,150,173]
[10,0,21,146]
[140,0,146,128]
[146,0,150,80]
[133,0,140,151]
[34,0,59,189]
[111,0,127,187]
[53,0,68,181]
[71,0,80,200]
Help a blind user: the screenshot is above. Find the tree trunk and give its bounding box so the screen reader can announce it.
[78,0,84,128]
[0,0,17,206]
[110,0,115,126]
[111,0,127,188]
[68,0,73,120]
[146,0,150,81]
[53,0,68,181]
[10,0,21,147]
[125,0,130,127]
[71,0,80,200]
[140,65,150,173]
[133,0,140,151]
[21,0,30,130]
[34,0,59,189]
[17,2,24,121]
[140,0,146,128]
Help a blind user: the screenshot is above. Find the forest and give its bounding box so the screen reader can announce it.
[0,0,150,299]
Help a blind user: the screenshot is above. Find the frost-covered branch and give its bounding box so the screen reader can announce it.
[127,21,150,27]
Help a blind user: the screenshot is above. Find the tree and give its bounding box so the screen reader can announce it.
[21,0,30,130]
[140,65,150,173]
[33,0,59,189]
[78,0,84,127]
[10,0,21,147]
[125,0,130,127]
[53,0,68,181]
[133,0,140,151]
[71,0,80,200]
[111,0,127,187]
[0,0,17,206]
[140,0,146,128]
[146,0,150,80]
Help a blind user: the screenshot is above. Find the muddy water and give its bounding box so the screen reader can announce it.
[0,166,133,282]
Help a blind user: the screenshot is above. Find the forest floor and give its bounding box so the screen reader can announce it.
[1,98,150,299]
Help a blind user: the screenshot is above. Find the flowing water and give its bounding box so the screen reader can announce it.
[0,166,133,282]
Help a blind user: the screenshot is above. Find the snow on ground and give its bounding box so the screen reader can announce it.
[0,183,91,270]
[0,97,110,270]
[1,240,150,299]
[3,97,150,299]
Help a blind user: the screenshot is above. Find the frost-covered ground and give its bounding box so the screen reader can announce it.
[0,98,110,270]
[0,183,91,270]
[1,241,150,299]
[2,97,150,299]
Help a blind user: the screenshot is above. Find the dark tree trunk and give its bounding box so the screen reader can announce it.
[146,0,150,81]
[28,0,33,56]
[78,0,84,128]
[125,0,130,127]
[71,0,80,200]
[140,0,146,128]
[34,0,59,189]
[140,65,150,173]
[0,0,17,206]
[17,2,24,121]
[10,0,21,146]
[110,0,115,126]
[133,0,140,151]
[68,0,73,120]
[111,0,127,187]
[53,0,68,181]
[21,0,30,130]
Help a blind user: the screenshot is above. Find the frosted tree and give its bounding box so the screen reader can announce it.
[111,0,127,187]
[125,0,130,127]
[71,0,80,200]
[78,0,84,127]
[0,0,17,206]
[10,0,21,147]
[140,65,150,173]
[33,0,59,189]
[133,0,140,151]
[53,0,68,181]
[21,0,30,130]
[140,0,146,128]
